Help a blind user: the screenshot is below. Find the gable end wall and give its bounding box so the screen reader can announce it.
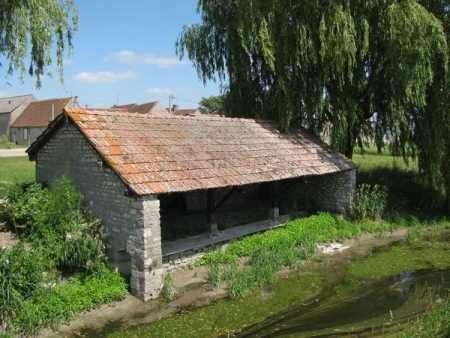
[35,122,162,300]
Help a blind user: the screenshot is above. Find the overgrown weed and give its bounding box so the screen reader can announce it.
[160,272,175,303]
[349,184,388,221]
[206,260,221,290]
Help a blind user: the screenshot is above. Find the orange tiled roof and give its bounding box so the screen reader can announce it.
[39,108,357,195]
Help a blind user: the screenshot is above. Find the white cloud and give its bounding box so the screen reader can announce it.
[146,87,172,95]
[104,50,187,68]
[63,58,74,66]
[73,71,140,84]
[146,87,195,95]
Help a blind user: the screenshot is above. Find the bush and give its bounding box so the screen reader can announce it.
[0,244,46,328]
[0,176,107,274]
[0,176,119,335]
[349,184,388,221]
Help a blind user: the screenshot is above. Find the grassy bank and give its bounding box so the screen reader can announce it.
[195,213,450,299]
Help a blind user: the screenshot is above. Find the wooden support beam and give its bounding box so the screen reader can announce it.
[269,181,280,220]
[272,181,279,209]
[207,188,216,225]
[214,186,238,211]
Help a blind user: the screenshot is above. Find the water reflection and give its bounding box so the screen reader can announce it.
[231,268,450,337]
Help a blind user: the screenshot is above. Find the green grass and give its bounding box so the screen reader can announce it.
[0,157,35,184]
[353,143,391,156]
[353,143,417,171]
[400,298,450,338]
[0,143,27,149]
[353,152,416,171]
[0,134,27,149]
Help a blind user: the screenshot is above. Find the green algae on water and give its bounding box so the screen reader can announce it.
[109,273,321,338]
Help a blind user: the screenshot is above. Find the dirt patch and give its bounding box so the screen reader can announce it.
[0,229,19,249]
[39,230,408,338]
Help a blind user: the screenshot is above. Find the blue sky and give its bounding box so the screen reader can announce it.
[0,0,221,109]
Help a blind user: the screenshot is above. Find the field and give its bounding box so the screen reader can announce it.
[0,156,35,184]
[353,144,417,171]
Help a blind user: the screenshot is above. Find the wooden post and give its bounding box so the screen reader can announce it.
[207,189,218,234]
[269,181,280,220]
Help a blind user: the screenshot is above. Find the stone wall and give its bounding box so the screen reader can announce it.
[35,121,162,300]
[298,170,356,214]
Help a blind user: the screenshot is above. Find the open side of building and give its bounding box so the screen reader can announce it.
[27,108,357,301]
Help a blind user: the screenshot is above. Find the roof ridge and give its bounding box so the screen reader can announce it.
[31,97,72,103]
[65,107,276,124]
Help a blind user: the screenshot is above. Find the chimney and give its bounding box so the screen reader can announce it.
[172,104,179,112]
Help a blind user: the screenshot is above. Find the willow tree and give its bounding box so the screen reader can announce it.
[0,0,78,87]
[177,0,449,207]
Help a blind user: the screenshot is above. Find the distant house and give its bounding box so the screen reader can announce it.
[0,95,35,141]
[10,97,79,145]
[168,104,201,116]
[113,101,169,115]
[27,108,357,301]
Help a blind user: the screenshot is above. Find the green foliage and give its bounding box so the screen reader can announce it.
[195,249,238,268]
[13,264,127,336]
[0,157,35,184]
[160,272,175,303]
[0,0,78,87]
[196,212,400,299]
[0,134,11,149]
[177,0,450,210]
[391,213,421,228]
[250,247,278,288]
[400,295,450,338]
[0,244,46,328]
[407,225,424,242]
[226,267,253,299]
[198,95,224,115]
[1,176,107,274]
[349,184,388,221]
[0,176,119,335]
[206,260,221,290]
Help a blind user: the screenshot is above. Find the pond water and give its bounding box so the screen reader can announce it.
[64,234,450,338]
[231,268,450,337]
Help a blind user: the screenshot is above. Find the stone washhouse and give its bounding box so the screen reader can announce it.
[27,108,357,301]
